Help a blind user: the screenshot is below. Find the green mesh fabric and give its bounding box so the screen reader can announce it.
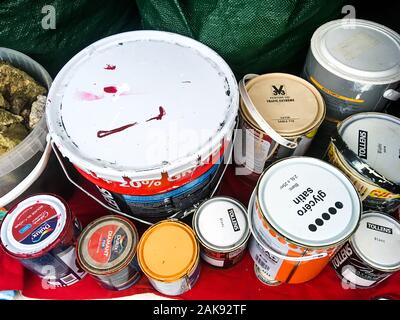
[136,0,346,77]
[0,0,140,76]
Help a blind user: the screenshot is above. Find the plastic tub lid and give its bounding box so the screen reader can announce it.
[241,73,325,137]
[256,157,361,248]
[351,212,400,271]
[46,31,238,181]
[137,220,198,282]
[0,194,68,257]
[77,215,138,275]
[311,19,400,84]
[338,112,400,184]
[193,197,249,252]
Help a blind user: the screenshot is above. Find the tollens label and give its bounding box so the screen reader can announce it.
[366,222,393,234]
[228,208,240,232]
[331,243,353,269]
[11,203,59,245]
[358,130,368,159]
[88,225,128,264]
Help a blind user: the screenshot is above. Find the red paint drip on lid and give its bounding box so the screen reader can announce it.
[146,106,166,122]
[104,64,116,70]
[104,86,118,94]
[76,91,103,101]
[97,122,138,138]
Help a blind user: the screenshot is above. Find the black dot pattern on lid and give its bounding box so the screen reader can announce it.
[335,202,343,209]
[329,207,337,215]
[307,202,344,232]
[322,213,330,220]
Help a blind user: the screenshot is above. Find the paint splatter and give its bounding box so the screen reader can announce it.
[104,64,116,70]
[104,86,118,94]
[146,106,166,122]
[97,122,138,138]
[76,91,103,101]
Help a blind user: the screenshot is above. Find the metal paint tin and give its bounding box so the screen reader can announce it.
[46,31,238,221]
[327,112,400,213]
[235,73,325,175]
[253,257,281,286]
[249,157,361,284]
[331,212,400,288]
[77,215,141,291]
[192,197,250,268]
[0,194,86,287]
[137,220,200,296]
[303,19,400,121]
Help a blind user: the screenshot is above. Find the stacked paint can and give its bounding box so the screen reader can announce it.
[234,73,325,178]
[46,31,238,224]
[327,113,400,215]
[248,157,361,285]
[0,194,86,287]
[137,220,200,296]
[77,216,141,291]
[302,19,400,155]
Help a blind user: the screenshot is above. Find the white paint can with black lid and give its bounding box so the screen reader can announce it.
[331,211,400,288]
[192,197,250,268]
[303,19,400,121]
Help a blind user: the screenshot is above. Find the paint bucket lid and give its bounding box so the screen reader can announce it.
[77,215,138,275]
[240,73,325,137]
[137,220,198,282]
[46,31,238,182]
[192,197,250,252]
[311,19,400,84]
[0,194,69,258]
[350,212,400,271]
[256,157,361,248]
[338,112,400,184]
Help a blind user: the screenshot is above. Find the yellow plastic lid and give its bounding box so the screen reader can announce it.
[137,220,199,282]
[241,73,325,137]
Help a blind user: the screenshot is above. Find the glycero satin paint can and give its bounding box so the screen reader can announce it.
[46,31,238,222]
[327,112,400,214]
[0,194,86,287]
[235,73,325,176]
[137,220,200,296]
[192,197,250,268]
[303,19,400,122]
[77,215,141,291]
[248,157,361,284]
[331,212,400,288]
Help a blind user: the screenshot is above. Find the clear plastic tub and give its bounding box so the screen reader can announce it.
[0,48,52,208]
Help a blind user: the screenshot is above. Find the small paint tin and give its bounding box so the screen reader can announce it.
[137,220,200,296]
[77,215,141,291]
[46,31,238,222]
[192,197,250,268]
[248,157,361,284]
[234,73,325,175]
[327,112,400,213]
[303,19,400,121]
[331,212,400,288]
[253,262,281,286]
[0,194,86,287]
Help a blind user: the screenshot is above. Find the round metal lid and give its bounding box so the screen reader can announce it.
[241,73,325,136]
[257,157,361,247]
[193,197,249,252]
[351,212,400,271]
[77,215,138,275]
[46,31,238,180]
[0,195,67,256]
[311,19,400,83]
[339,112,400,184]
[137,220,198,282]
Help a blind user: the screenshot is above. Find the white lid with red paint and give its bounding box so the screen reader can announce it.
[46,31,238,182]
[0,195,68,257]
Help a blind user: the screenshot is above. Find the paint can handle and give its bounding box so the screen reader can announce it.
[383,89,400,101]
[239,74,298,149]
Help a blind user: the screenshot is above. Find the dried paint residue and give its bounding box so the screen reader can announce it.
[76,91,103,101]
[104,64,116,70]
[104,86,118,94]
[146,106,166,122]
[97,122,138,138]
